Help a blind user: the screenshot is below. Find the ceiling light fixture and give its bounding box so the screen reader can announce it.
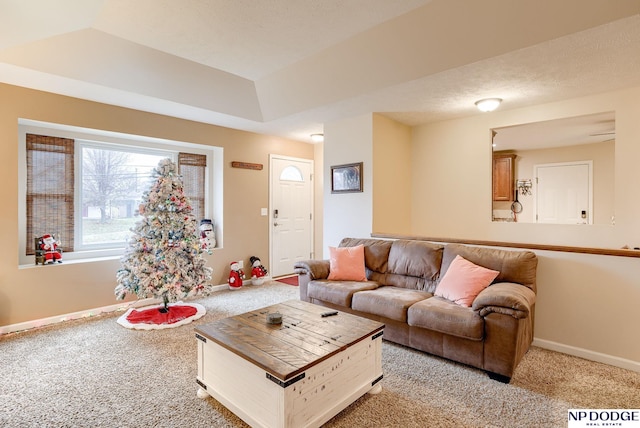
[475,98,502,112]
[310,133,324,143]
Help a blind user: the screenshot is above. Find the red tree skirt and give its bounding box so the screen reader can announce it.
[275,275,298,286]
[117,301,206,330]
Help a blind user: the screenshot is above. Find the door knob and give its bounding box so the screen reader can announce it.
[274,222,280,227]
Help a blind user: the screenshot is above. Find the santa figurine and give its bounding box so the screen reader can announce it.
[228,261,244,290]
[249,256,268,286]
[199,219,216,253]
[40,234,62,264]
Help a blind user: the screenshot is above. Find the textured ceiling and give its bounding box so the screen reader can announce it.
[1,0,639,143]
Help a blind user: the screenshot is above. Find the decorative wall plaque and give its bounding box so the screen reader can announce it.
[231,161,263,170]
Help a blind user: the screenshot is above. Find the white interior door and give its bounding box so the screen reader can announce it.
[270,156,313,277]
[535,161,592,224]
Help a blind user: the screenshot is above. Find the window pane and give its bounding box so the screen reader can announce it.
[81,147,166,246]
[280,166,304,182]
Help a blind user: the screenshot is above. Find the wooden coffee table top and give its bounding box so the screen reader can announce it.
[195,299,384,381]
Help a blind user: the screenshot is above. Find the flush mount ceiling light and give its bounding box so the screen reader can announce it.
[310,133,324,143]
[475,98,502,112]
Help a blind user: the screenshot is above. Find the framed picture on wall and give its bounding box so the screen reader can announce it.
[331,162,363,193]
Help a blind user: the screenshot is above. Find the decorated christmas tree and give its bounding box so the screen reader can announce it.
[115,158,212,312]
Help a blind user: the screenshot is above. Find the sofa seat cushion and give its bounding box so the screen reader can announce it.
[408,296,484,341]
[307,280,379,307]
[352,286,431,322]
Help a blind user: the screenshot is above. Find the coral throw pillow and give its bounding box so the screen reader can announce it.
[327,245,367,281]
[435,255,499,307]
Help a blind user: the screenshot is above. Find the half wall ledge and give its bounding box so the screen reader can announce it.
[370,233,640,259]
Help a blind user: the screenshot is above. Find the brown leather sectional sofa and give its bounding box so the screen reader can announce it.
[294,238,538,382]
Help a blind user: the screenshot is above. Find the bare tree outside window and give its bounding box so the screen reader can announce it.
[81,148,165,246]
[82,148,134,224]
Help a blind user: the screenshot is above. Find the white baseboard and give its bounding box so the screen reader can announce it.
[533,338,640,373]
[0,297,159,335]
[0,281,254,336]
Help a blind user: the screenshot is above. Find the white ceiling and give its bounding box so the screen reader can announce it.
[1,0,639,143]
[493,111,616,152]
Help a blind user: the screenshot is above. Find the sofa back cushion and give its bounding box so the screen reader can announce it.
[441,243,538,293]
[339,238,393,283]
[386,240,444,291]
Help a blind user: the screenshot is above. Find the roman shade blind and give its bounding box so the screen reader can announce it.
[178,152,207,222]
[26,134,75,255]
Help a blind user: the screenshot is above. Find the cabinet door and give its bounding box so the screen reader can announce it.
[493,155,515,201]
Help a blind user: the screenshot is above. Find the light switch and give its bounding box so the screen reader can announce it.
[261,208,268,216]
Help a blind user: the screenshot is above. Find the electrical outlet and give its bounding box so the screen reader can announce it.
[238,260,243,269]
[261,208,267,216]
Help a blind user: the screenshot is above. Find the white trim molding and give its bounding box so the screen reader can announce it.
[0,281,250,336]
[533,338,640,373]
[0,297,157,335]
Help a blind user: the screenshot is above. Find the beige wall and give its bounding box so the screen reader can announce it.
[412,87,640,248]
[372,114,412,234]
[323,114,374,255]
[322,113,412,251]
[410,86,640,369]
[0,83,313,327]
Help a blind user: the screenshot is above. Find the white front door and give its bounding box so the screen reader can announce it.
[535,161,592,224]
[270,156,313,277]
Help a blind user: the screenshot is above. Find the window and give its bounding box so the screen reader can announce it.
[19,120,222,265]
[279,165,304,182]
[78,143,168,249]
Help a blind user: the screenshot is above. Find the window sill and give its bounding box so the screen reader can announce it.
[19,246,220,269]
[19,255,121,269]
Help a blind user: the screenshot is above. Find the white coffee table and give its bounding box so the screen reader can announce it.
[195,299,384,428]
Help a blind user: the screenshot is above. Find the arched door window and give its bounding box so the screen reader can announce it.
[280,165,304,182]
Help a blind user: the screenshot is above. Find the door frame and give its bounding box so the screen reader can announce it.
[269,154,314,277]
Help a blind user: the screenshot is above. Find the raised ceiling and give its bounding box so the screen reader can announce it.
[1,0,639,143]
[493,111,616,152]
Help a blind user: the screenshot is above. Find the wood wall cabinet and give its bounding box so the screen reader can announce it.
[493,154,516,201]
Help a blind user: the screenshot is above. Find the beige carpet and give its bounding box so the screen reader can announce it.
[1,282,638,427]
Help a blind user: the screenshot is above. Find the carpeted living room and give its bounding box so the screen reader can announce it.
[1,282,639,427]
[2,1,640,427]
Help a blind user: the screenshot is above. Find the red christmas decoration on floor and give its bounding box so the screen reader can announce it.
[126,305,198,325]
[275,276,298,286]
[117,302,206,330]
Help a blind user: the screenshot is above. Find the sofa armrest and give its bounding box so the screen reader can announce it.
[293,260,330,280]
[472,282,536,319]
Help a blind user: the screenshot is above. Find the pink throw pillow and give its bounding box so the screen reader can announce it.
[435,255,499,307]
[327,245,367,281]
